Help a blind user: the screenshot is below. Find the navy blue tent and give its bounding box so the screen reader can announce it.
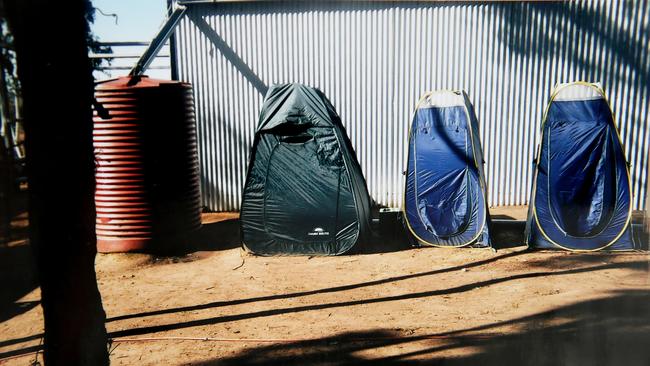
[403,91,491,247]
[525,82,635,251]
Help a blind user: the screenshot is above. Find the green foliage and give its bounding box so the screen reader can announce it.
[84,0,112,71]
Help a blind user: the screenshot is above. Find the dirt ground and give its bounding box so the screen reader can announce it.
[1,207,650,365]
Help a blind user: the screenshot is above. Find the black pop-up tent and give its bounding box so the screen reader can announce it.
[403,90,491,247]
[526,82,635,251]
[240,84,371,255]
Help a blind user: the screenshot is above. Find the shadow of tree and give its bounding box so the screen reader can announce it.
[2,255,647,361]
[498,1,649,87]
[106,250,524,323]
[496,0,649,207]
[0,190,38,324]
[184,0,649,210]
[192,290,650,365]
[0,242,38,323]
[106,260,647,339]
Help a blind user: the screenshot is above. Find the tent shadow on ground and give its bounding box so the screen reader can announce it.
[366,207,531,252]
[491,219,526,249]
[363,216,412,254]
[188,215,413,254]
[191,289,650,366]
[365,214,527,254]
[186,218,241,252]
[184,213,643,254]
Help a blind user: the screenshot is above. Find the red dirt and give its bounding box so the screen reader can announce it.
[1,208,649,365]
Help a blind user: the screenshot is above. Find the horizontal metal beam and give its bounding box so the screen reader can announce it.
[89,54,170,59]
[100,66,171,71]
[97,41,154,47]
[177,0,548,4]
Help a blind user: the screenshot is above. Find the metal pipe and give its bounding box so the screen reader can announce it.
[129,4,187,76]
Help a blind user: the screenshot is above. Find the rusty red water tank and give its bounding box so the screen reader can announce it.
[93,76,201,253]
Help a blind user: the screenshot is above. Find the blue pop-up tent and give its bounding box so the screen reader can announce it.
[403,90,491,247]
[526,82,635,251]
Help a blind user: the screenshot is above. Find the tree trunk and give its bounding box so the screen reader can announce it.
[3,0,109,364]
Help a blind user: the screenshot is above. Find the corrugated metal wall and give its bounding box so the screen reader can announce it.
[174,1,650,211]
